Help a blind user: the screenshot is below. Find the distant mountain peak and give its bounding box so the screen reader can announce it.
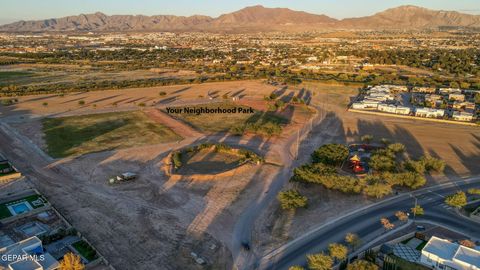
[1,5,479,33]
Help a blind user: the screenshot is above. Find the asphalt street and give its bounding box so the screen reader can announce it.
[258,176,480,270]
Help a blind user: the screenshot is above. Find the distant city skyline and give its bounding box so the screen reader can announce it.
[1,0,480,24]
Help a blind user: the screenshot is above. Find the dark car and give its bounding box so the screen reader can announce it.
[241,241,251,251]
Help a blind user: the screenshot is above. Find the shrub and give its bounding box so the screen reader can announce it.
[369,151,396,172]
[383,172,426,189]
[138,102,146,107]
[328,243,348,261]
[420,156,445,172]
[269,93,278,100]
[411,205,424,216]
[311,144,349,165]
[172,152,182,169]
[445,191,467,208]
[387,143,405,154]
[0,98,18,106]
[307,253,333,270]
[159,91,167,96]
[363,183,392,198]
[275,99,285,109]
[78,100,85,106]
[277,189,308,210]
[403,159,426,174]
[467,188,480,195]
[42,102,48,107]
[347,260,379,270]
[360,135,373,144]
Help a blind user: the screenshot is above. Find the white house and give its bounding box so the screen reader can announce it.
[378,104,397,113]
[439,88,462,95]
[420,236,480,270]
[415,107,445,118]
[0,236,59,270]
[395,106,411,115]
[449,93,466,102]
[452,111,474,122]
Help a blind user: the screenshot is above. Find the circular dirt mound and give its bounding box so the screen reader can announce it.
[177,148,242,175]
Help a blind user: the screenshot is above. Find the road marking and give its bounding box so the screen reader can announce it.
[427,190,445,199]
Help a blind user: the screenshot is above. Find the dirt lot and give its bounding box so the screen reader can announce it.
[253,81,480,256]
[0,80,479,269]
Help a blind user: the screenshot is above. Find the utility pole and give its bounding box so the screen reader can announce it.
[296,129,300,160]
[411,194,418,222]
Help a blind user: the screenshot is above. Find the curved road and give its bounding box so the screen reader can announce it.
[257,176,480,270]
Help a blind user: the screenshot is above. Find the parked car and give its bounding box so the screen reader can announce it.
[108,172,137,184]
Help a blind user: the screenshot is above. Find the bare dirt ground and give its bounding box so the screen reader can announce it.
[252,81,480,258]
[0,80,299,269]
[1,80,479,269]
[145,108,203,138]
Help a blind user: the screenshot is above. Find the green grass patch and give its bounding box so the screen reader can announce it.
[0,162,12,170]
[0,194,46,219]
[42,111,182,158]
[72,240,97,261]
[166,102,288,136]
[416,241,428,251]
[386,255,430,270]
[0,71,34,80]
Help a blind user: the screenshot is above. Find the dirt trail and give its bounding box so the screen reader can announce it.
[144,108,203,139]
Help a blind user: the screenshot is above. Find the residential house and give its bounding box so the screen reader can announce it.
[452,111,474,122]
[439,88,462,95]
[449,93,465,102]
[415,107,445,118]
[414,87,436,93]
[0,236,59,270]
[420,236,480,270]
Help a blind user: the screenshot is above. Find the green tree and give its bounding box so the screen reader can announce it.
[363,183,392,198]
[386,143,405,154]
[311,144,349,166]
[411,205,424,216]
[445,191,467,208]
[395,211,408,222]
[475,93,480,105]
[380,218,395,231]
[307,253,333,270]
[329,243,348,261]
[289,266,305,270]
[345,233,361,251]
[380,138,391,147]
[59,252,85,270]
[361,135,374,144]
[467,188,480,195]
[277,189,308,210]
[347,260,379,270]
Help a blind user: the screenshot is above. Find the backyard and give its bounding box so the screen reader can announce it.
[42,111,182,158]
[0,194,47,219]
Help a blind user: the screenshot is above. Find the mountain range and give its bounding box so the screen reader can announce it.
[1,5,480,32]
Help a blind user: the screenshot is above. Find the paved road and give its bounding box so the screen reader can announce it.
[231,106,345,269]
[257,176,480,270]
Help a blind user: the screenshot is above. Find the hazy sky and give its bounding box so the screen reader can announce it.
[1,0,479,24]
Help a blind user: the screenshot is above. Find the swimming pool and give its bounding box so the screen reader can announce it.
[8,202,33,215]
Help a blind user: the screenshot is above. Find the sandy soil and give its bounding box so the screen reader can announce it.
[252,81,480,256]
[1,80,478,269]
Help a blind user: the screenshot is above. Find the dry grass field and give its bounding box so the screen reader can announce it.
[42,111,181,158]
[0,79,478,269]
[178,148,243,175]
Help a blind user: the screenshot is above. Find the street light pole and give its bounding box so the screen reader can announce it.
[412,195,418,222]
